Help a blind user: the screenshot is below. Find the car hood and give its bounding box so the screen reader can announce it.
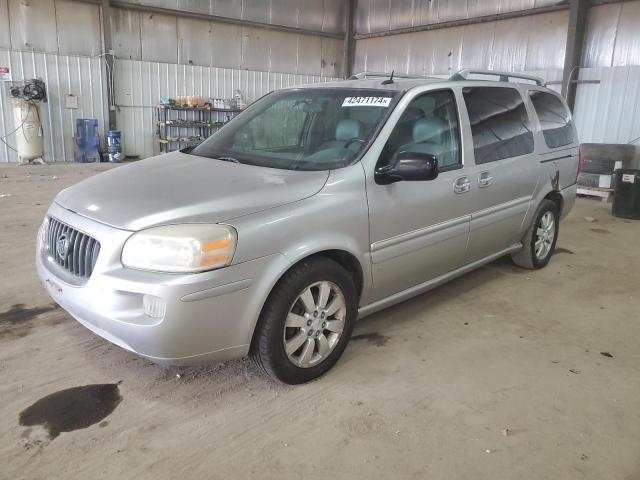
[55,152,329,231]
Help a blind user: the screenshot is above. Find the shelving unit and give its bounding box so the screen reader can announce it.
[156,104,242,153]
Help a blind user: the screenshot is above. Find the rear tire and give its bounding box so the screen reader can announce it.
[250,258,357,384]
[511,199,559,270]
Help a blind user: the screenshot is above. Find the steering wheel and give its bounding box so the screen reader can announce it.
[343,138,365,149]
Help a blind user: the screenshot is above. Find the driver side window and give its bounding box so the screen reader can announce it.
[379,90,461,171]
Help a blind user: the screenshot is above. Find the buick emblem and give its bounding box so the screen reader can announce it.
[56,233,70,260]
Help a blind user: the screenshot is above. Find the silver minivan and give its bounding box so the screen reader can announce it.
[36,69,581,384]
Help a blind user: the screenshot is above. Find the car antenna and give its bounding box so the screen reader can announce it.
[381,70,395,85]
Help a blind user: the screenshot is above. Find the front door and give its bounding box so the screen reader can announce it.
[365,89,472,302]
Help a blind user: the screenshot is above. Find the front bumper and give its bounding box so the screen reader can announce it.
[36,202,285,366]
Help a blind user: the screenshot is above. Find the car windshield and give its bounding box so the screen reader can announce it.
[191,88,399,171]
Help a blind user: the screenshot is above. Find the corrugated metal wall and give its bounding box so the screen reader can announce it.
[0,0,345,162]
[115,59,340,159]
[0,49,107,163]
[125,0,346,34]
[2,0,640,162]
[352,1,640,146]
[354,11,568,79]
[574,66,640,144]
[582,2,640,67]
[355,0,560,34]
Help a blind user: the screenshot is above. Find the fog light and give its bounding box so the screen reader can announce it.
[143,295,166,319]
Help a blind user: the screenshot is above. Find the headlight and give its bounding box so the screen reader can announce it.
[37,216,50,254]
[121,224,237,273]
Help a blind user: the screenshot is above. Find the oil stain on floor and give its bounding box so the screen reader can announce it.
[0,303,60,325]
[351,332,390,347]
[19,384,122,439]
[0,303,64,340]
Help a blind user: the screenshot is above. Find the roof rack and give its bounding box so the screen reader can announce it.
[348,71,433,81]
[448,69,545,86]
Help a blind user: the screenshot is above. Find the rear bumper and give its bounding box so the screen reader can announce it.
[36,202,287,366]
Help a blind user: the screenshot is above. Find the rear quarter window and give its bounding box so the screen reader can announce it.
[462,86,534,164]
[528,91,575,149]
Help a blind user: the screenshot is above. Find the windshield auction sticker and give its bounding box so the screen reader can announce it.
[342,96,392,107]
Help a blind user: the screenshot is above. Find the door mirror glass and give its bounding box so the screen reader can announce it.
[375,151,439,184]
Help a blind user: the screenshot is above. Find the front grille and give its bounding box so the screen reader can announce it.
[46,217,101,279]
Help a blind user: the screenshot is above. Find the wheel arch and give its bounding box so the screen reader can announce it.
[544,190,564,217]
[248,248,366,348]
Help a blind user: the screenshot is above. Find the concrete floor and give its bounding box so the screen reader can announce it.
[1,163,639,480]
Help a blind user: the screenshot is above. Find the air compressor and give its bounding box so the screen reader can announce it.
[7,79,47,164]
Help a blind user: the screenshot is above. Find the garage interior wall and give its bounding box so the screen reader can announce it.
[353,0,640,146]
[0,0,345,162]
[2,0,640,163]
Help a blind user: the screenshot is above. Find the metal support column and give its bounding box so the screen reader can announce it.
[343,0,356,78]
[100,0,117,130]
[561,0,588,112]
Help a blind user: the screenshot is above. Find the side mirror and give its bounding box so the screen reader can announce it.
[375,151,439,185]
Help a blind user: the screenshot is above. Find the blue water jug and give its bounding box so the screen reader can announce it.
[74,119,100,163]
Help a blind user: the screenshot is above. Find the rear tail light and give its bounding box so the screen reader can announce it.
[577,144,585,182]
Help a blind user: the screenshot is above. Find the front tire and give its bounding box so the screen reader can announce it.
[250,258,357,384]
[511,199,559,269]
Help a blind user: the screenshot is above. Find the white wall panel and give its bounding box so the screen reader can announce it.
[242,0,269,24]
[0,0,11,49]
[354,11,568,76]
[112,9,143,61]
[467,0,501,19]
[583,2,640,68]
[270,0,300,29]
[611,1,640,67]
[8,0,57,53]
[210,0,242,19]
[438,0,469,23]
[388,0,413,30]
[296,0,325,31]
[582,3,619,68]
[241,27,270,71]
[177,0,209,15]
[355,11,568,75]
[269,30,298,74]
[114,58,340,159]
[210,23,243,69]
[321,37,344,78]
[297,35,322,75]
[461,23,495,71]
[356,0,566,34]
[490,16,529,71]
[574,66,640,144]
[55,1,102,57]
[322,0,346,34]
[0,50,107,163]
[177,17,213,67]
[428,27,463,75]
[141,12,178,64]
[525,10,568,70]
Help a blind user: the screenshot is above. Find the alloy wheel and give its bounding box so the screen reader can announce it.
[535,211,555,260]
[283,281,347,368]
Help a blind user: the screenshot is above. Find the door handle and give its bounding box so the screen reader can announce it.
[453,176,471,194]
[478,171,494,188]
